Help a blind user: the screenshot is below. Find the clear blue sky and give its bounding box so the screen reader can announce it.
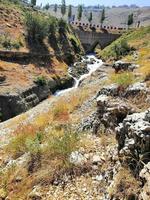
[36,0,150,7]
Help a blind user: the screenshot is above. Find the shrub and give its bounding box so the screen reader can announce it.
[112,39,131,60]
[58,18,67,34]
[34,76,47,86]
[48,17,57,38]
[25,12,48,43]
[0,35,22,50]
[46,128,79,164]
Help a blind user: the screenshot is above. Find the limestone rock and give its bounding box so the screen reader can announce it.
[93,94,134,134]
[112,61,137,73]
[116,109,150,173]
[139,162,150,200]
[69,151,87,165]
[125,82,149,97]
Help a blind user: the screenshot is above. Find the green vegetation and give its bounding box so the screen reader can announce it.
[112,39,131,60]
[61,0,66,16]
[46,129,79,164]
[0,35,23,50]
[43,3,50,10]
[77,5,83,21]
[110,72,135,88]
[31,0,36,7]
[34,76,47,86]
[58,18,67,33]
[54,4,58,13]
[128,13,134,26]
[97,26,150,61]
[101,8,105,24]
[88,12,92,23]
[68,5,72,19]
[25,12,48,43]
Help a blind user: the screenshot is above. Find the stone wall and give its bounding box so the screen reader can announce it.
[75,29,121,52]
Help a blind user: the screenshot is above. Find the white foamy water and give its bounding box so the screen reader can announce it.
[55,55,103,96]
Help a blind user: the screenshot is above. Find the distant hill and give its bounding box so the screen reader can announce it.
[46,5,150,28]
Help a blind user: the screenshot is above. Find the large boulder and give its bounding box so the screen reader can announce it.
[125,82,149,97]
[116,109,150,172]
[112,61,138,73]
[69,61,89,79]
[93,94,134,134]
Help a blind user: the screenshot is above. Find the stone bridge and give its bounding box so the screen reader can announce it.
[74,29,121,52]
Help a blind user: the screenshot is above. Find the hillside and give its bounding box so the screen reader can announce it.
[48,5,150,28]
[0,0,84,121]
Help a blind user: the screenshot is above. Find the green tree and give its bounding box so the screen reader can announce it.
[128,13,134,26]
[61,0,66,16]
[54,4,57,13]
[68,5,72,19]
[88,12,92,22]
[25,12,48,43]
[44,3,50,10]
[77,5,83,21]
[31,0,36,6]
[101,8,105,24]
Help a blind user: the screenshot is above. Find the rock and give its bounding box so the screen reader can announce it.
[112,61,137,73]
[70,62,89,79]
[69,151,87,165]
[96,84,119,97]
[92,155,101,165]
[139,162,150,200]
[28,187,42,200]
[6,23,12,28]
[116,109,150,173]
[125,82,149,97]
[94,175,103,181]
[93,94,134,134]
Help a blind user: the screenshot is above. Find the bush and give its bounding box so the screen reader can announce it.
[112,39,131,60]
[46,128,79,164]
[58,18,67,34]
[0,35,22,50]
[25,12,48,43]
[48,17,57,38]
[34,76,47,86]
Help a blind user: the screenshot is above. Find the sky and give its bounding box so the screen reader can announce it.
[36,0,150,7]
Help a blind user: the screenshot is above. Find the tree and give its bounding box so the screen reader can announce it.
[44,3,50,10]
[88,12,92,23]
[61,0,66,17]
[77,5,83,21]
[68,5,72,19]
[31,0,36,6]
[25,12,48,43]
[128,13,134,26]
[101,8,105,24]
[54,4,57,13]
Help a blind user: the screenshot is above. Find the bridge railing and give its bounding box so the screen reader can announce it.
[70,21,128,31]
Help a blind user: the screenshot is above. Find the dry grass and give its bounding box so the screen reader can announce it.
[108,167,140,199]
[109,71,135,88]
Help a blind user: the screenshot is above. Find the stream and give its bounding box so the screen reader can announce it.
[55,55,103,96]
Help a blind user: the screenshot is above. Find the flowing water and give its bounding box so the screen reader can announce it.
[55,55,103,96]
